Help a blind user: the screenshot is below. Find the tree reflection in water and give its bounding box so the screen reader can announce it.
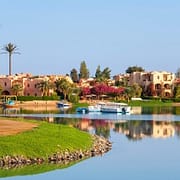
[52,117,180,141]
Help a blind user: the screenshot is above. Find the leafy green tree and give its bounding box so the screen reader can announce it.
[11,83,23,96]
[126,66,145,74]
[79,60,89,79]
[95,65,111,82]
[70,68,79,83]
[122,85,141,101]
[95,65,101,79]
[68,85,80,103]
[123,84,142,100]
[115,77,128,87]
[123,87,133,101]
[55,78,72,100]
[36,80,54,96]
[131,83,142,97]
[1,43,20,75]
[174,85,180,98]
[101,67,111,79]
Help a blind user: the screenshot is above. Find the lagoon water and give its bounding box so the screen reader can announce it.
[1,106,180,180]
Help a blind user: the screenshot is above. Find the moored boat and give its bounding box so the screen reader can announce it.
[1,95,18,109]
[56,101,71,109]
[3,100,17,108]
[76,107,89,113]
[88,102,106,112]
[100,102,131,114]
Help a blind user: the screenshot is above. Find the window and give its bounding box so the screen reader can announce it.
[163,129,168,135]
[27,84,30,87]
[4,82,7,86]
[163,74,168,81]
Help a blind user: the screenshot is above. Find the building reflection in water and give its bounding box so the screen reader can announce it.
[114,120,175,140]
[52,117,180,141]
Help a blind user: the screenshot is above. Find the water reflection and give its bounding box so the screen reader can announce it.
[51,117,180,141]
[114,120,175,140]
[1,106,180,179]
[1,105,180,115]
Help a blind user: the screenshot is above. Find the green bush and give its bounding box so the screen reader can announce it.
[68,94,79,103]
[174,98,180,102]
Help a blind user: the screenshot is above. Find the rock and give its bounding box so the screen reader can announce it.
[0,134,112,169]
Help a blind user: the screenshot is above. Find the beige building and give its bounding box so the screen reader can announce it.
[0,73,73,96]
[128,71,175,97]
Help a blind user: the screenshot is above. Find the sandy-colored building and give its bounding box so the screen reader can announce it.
[128,71,175,97]
[0,73,73,96]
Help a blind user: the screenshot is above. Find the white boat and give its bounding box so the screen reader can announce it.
[88,102,105,112]
[56,101,71,109]
[100,102,131,114]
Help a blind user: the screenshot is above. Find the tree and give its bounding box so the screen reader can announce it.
[176,68,180,78]
[101,67,111,80]
[95,65,101,79]
[70,68,79,83]
[79,60,89,79]
[115,76,128,87]
[1,43,20,75]
[11,83,23,96]
[126,66,145,74]
[174,85,180,98]
[95,65,111,82]
[131,83,142,98]
[36,80,54,96]
[55,78,72,100]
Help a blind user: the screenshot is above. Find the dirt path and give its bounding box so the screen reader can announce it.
[0,120,38,136]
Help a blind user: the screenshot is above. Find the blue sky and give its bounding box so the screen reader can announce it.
[0,0,180,76]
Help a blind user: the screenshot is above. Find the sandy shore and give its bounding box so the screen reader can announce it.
[0,120,38,136]
[17,100,59,107]
[16,100,60,111]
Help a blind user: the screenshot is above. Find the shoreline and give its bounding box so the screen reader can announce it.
[0,119,112,169]
[0,135,112,169]
[17,100,59,107]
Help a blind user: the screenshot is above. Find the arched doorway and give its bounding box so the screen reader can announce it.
[1,90,10,95]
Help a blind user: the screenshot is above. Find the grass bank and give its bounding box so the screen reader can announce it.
[73,100,174,107]
[128,100,173,107]
[0,119,92,158]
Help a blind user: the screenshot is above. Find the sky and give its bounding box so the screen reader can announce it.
[0,0,180,77]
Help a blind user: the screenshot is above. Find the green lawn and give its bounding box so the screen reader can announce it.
[128,100,173,107]
[0,119,93,158]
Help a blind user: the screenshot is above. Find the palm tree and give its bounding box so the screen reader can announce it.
[11,83,23,96]
[36,80,54,96]
[55,78,72,100]
[1,43,20,75]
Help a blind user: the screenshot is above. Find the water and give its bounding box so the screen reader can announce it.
[1,106,180,180]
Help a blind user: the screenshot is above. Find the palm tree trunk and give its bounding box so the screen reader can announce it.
[9,53,12,75]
